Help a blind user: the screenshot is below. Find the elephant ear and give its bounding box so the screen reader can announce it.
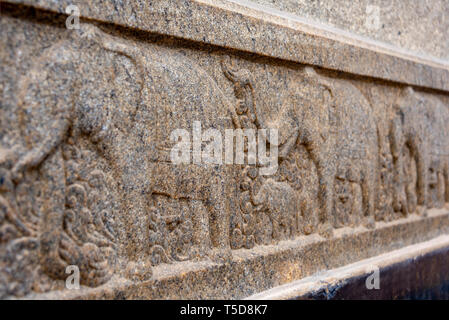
[79,23,148,121]
[393,86,421,114]
[301,67,334,93]
[16,40,79,151]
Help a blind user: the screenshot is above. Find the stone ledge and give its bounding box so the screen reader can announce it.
[247,234,449,299]
[3,0,449,92]
[21,208,449,299]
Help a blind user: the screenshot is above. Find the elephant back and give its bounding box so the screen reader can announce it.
[140,47,237,162]
[328,79,378,176]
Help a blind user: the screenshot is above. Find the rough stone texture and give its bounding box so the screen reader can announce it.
[249,0,449,62]
[3,0,449,91]
[248,235,449,299]
[0,1,448,299]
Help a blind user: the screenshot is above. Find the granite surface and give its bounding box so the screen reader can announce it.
[249,0,449,62]
[0,1,448,299]
[248,235,449,300]
[3,0,449,91]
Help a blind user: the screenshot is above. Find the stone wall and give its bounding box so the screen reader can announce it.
[249,0,449,62]
[0,0,448,299]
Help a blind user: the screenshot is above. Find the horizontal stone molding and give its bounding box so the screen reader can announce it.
[3,0,449,92]
[21,208,449,299]
[248,234,449,299]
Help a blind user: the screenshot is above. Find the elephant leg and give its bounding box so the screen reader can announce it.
[289,215,296,238]
[106,138,153,280]
[443,159,449,203]
[351,183,363,226]
[361,174,376,228]
[392,166,408,217]
[120,195,153,280]
[189,199,211,257]
[39,148,68,279]
[118,188,149,261]
[414,142,428,210]
[437,170,445,208]
[305,138,334,236]
[406,181,418,213]
[390,116,405,213]
[205,173,231,260]
[301,199,318,235]
[271,216,280,241]
[317,165,334,235]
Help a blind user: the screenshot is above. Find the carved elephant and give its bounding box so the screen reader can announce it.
[390,87,432,215]
[254,68,378,231]
[422,95,449,208]
[252,179,300,241]
[222,65,380,238]
[328,76,379,228]
[139,44,241,262]
[7,24,242,288]
[252,68,336,235]
[8,24,157,285]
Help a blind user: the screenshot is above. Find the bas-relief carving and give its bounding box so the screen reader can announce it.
[144,43,241,264]
[1,24,152,297]
[222,63,379,245]
[1,22,449,298]
[387,87,448,217]
[421,95,449,209]
[1,23,242,297]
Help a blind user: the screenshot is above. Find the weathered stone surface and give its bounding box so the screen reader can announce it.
[249,0,449,62]
[0,1,448,299]
[4,0,449,91]
[248,235,449,300]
